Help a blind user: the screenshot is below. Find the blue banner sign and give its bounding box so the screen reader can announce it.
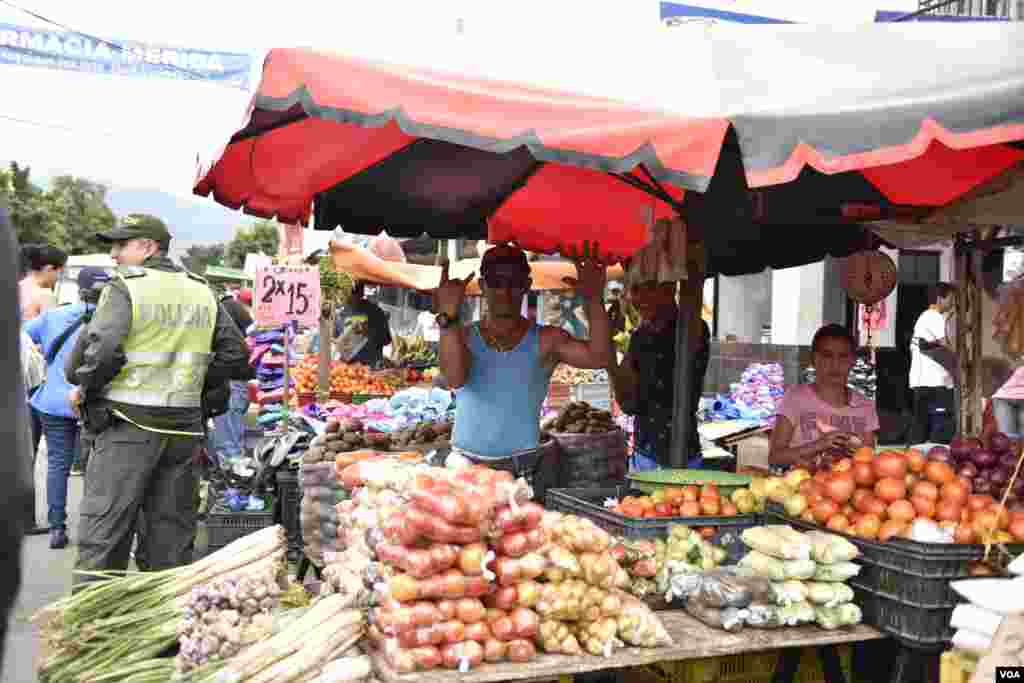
[0,22,252,89]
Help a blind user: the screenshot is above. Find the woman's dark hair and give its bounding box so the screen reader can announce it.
[811,324,857,354]
[928,282,955,305]
[20,244,67,273]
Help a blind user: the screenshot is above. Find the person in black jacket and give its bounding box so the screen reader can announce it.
[211,288,255,461]
[0,201,34,669]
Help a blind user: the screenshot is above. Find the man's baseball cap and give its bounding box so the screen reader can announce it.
[97,214,172,245]
[237,288,253,305]
[77,266,112,292]
[480,244,530,281]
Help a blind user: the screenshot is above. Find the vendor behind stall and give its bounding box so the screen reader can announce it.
[770,324,879,470]
[435,242,612,463]
[607,279,710,470]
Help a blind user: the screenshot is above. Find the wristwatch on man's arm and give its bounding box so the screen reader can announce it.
[436,311,461,330]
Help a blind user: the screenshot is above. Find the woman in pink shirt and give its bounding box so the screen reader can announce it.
[770,324,880,469]
[19,244,66,320]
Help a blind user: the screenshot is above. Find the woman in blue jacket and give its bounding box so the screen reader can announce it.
[24,267,110,549]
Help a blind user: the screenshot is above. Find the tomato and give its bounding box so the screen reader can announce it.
[888,500,916,523]
[878,519,907,542]
[936,499,963,523]
[826,515,851,533]
[925,461,956,486]
[681,486,699,502]
[1009,517,1024,542]
[852,447,875,464]
[654,503,674,517]
[905,449,927,474]
[826,473,856,504]
[800,509,817,523]
[852,463,876,487]
[967,494,995,513]
[813,499,840,524]
[852,489,873,511]
[954,523,976,544]
[832,458,854,474]
[911,481,939,501]
[911,496,937,519]
[720,502,739,516]
[700,498,721,516]
[874,452,908,480]
[700,484,720,501]
[664,488,685,506]
[855,514,882,540]
[679,501,701,517]
[875,477,907,503]
[941,480,970,506]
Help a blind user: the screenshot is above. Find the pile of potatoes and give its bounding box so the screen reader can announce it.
[546,402,617,435]
[389,420,452,448]
[302,418,393,464]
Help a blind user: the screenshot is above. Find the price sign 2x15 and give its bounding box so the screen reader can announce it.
[254,266,321,327]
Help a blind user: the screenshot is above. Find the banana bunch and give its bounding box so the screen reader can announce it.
[612,302,640,354]
[392,335,438,366]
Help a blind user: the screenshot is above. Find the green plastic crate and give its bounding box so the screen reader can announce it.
[627,469,751,497]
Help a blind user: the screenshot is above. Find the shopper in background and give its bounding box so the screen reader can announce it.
[0,202,34,671]
[607,279,710,470]
[338,281,392,367]
[770,324,879,470]
[909,283,957,444]
[66,215,249,583]
[19,243,66,321]
[211,287,256,461]
[26,267,111,549]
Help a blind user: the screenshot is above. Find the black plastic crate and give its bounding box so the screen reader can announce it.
[853,585,956,650]
[546,487,761,539]
[276,469,302,553]
[205,505,276,555]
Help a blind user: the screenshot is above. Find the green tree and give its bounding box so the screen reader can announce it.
[0,162,63,248]
[182,243,226,275]
[224,219,279,268]
[48,175,116,255]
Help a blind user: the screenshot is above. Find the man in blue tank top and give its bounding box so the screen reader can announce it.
[435,242,614,460]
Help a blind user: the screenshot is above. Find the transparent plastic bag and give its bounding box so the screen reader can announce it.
[739,551,816,581]
[805,530,859,564]
[684,601,746,632]
[812,562,860,583]
[741,526,811,561]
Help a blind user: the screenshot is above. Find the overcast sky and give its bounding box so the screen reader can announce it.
[0,0,911,203]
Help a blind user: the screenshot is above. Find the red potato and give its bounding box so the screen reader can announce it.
[496,528,545,558]
[492,586,518,611]
[464,621,493,642]
[495,553,547,585]
[381,513,419,546]
[494,502,545,533]
[463,575,492,598]
[436,620,466,644]
[630,558,658,578]
[506,639,537,663]
[483,639,508,663]
[458,543,490,576]
[485,608,509,625]
[441,641,485,671]
[436,600,457,621]
[491,616,516,641]
[375,543,459,579]
[421,515,483,544]
[385,645,442,673]
[510,608,540,639]
[397,624,445,648]
[455,598,486,624]
[373,602,444,634]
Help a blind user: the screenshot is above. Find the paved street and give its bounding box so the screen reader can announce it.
[3,445,78,683]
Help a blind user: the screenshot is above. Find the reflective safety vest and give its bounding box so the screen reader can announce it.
[99,267,218,409]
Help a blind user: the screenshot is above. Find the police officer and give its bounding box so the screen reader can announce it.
[66,214,249,584]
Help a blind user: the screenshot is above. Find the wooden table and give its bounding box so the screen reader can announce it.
[371,610,885,683]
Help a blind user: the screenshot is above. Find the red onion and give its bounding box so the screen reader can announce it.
[958,462,979,479]
[1014,478,1024,497]
[973,450,997,469]
[950,437,971,462]
[989,432,1012,455]
[929,446,952,463]
[1000,453,1022,470]
[973,479,994,495]
[990,467,1011,486]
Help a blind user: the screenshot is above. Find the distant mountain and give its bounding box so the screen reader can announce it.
[105,186,249,246]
